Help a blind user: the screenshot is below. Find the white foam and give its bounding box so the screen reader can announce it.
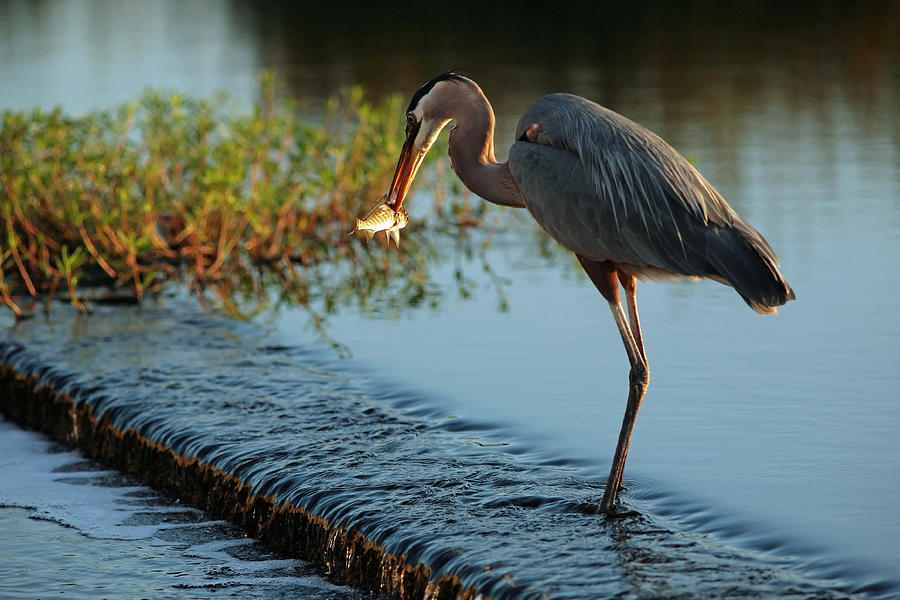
[188,539,308,573]
[173,575,342,589]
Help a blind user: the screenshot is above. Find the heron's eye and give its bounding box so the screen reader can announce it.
[405,114,416,133]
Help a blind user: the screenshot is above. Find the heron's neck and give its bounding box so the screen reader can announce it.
[448,95,524,208]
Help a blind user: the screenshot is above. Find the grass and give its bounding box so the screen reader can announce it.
[1,72,490,326]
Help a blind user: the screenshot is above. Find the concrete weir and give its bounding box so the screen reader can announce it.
[0,362,470,600]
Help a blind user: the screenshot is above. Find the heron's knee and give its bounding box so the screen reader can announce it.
[629,361,649,389]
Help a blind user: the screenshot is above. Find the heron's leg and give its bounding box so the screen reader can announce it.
[611,273,649,499]
[576,257,650,515]
[599,300,649,514]
[619,273,646,361]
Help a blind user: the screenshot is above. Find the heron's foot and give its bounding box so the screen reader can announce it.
[600,473,624,514]
[601,504,640,520]
[599,491,638,517]
[599,494,616,515]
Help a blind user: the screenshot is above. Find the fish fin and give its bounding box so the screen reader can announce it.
[389,229,400,247]
[364,230,375,243]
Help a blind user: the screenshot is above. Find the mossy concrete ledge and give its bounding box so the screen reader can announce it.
[0,360,480,600]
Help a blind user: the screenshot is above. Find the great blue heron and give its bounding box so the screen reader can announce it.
[384,72,795,514]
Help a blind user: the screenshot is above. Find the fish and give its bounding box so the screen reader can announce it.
[349,197,409,247]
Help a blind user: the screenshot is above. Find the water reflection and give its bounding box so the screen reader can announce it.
[195,182,513,353]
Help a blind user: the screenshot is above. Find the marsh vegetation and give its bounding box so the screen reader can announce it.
[0,73,499,328]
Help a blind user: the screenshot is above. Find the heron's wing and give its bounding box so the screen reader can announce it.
[508,93,781,281]
[509,141,705,274]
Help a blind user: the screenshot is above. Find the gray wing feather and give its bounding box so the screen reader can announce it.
[508,94,794,309]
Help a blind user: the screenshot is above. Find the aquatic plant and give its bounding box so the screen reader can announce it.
[0,73,490,322]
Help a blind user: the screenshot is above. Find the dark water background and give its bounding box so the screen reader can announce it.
[1,0,899,597]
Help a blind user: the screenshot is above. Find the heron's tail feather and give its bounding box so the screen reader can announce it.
[705,226,796,315]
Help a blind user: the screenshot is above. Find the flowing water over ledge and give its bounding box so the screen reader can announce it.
[0,300,881,599]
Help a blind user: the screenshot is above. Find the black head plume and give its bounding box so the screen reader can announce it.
[406,71,472,114]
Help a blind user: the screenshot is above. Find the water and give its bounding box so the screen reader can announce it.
[1,1,899,597]
[0,303,874,598]
[0,418,370,600]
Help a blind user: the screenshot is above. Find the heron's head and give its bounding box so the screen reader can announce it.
[387,72,476,212]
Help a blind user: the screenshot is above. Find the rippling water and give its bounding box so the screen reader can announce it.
[1,1,898,598]
[0,302,876,598]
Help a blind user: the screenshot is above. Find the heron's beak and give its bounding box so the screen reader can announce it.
[387,129,427,214]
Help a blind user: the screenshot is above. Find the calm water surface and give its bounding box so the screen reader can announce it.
[1,1,898,597]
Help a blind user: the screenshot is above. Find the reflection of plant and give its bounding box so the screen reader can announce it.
[0,72,481,319]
